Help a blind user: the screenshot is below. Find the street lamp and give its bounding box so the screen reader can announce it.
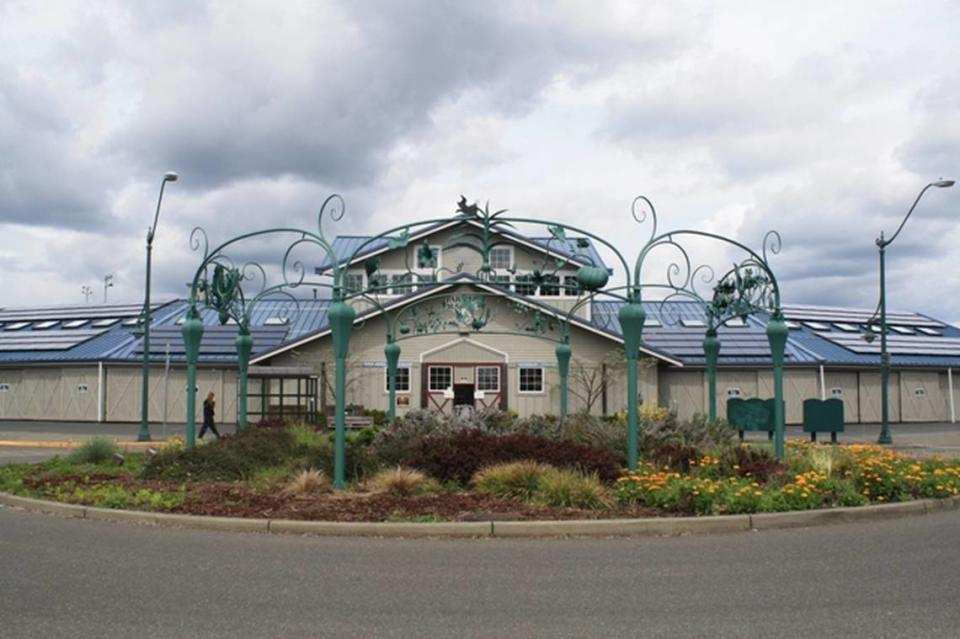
[103,274,114,303]
[138,172,179,442]
[874,179,954,445]
[81,285,93,304]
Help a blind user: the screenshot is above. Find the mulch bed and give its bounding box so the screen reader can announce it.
[23,473,659,522]
[174,482,659,521]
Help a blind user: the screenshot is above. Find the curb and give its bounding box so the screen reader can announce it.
[1,491,958,538]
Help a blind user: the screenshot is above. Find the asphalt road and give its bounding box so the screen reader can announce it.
[0,506,958,638]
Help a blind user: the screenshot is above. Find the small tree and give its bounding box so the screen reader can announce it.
[567,350,623,414]
[567,349,656,414]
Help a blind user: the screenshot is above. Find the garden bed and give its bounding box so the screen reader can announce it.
[1,409,958,523]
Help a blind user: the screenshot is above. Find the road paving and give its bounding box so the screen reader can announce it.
[0,505,958,638]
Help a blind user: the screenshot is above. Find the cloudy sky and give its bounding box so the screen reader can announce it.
[1,1,957,320]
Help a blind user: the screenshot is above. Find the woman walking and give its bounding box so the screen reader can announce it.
[199,391,220,439]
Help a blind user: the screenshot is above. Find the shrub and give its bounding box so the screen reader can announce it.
[67,437,119,465]
[640,411,734,455]
[288,423,326,450]
[535,468,610,509]
[142,427,299,481]
[650,443,701,473]
[364,467,439,496]
[402,429,621,484]
[473,461,552,501]
[281,470,331,496]
[473,462,610,510]
[255,417,289,429]
[726,445,785,483]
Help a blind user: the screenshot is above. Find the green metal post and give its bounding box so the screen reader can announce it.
[877,239,892,444]
[138,173,177,442]
[138,234,154,442]
[384,339,400,422]
[555,341,571,418]
[329,301,356,489]
[618,302,646,470]
[236,327,253,431]
[766,315,788,460]
[703,328,720,423]
[181,306,204,449]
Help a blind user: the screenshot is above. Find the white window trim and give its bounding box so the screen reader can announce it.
[517,366,545,394]
[513,270,582,300]
[384,364,412,394]
[428,365,453,392]
[489,245,514,271]
[475,366,500,393]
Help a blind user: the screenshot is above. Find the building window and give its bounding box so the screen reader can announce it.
[563,275,580,296]
[428,366,452,392]
[726,387,742,398]
[345,272,364,294]
[830,387,843,398]
[540,274,560,296]
[489,247,512,270]
[518,367,544,393]
[914,387,927,398]
[385,366,411,393]
[476,366,500,392]
[0,383,10,392]
[515,274,536,296]
[488,275,511,290]
[76,384,89,394]
[390,273,416,295]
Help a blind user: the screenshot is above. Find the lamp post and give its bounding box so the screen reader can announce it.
[81,285,93,304]
[103,274,114,303]
[138,172,179,442]
[875,179,954,445]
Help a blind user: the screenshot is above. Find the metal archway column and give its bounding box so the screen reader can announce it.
[618,302,646,470]
[385,339,401,421]
[555,340,572,418]
[181,305,204,449]
[703,328,720,423]
[235,327,253,431]
[329,301,356,489]
[766,314,788,459]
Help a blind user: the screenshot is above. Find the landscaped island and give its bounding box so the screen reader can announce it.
[2,408,958,522]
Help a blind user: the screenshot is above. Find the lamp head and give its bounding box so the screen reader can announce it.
[163,172,179,182]
[933,179,954,188]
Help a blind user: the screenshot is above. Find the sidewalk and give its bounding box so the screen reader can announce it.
[0,421,189,450]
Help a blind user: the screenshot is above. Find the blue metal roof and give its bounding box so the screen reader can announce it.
[2,294,958,369]
[591,300,960,368]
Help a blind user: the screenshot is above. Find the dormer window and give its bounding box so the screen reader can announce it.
[489,247,513,270]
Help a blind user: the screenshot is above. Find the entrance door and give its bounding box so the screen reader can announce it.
[454,383,475,407]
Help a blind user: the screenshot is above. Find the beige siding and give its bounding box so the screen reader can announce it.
[59,367,99,421]
[659,370,705,420]
[0,369,22,418]
[900,371,945,422]
[266,285,646,417]
[941,371,958,423]
[824,371,860,423]
[104,365,237,425]
[347,224,590,320]
[858,371,901,423]
[757,369,818,425]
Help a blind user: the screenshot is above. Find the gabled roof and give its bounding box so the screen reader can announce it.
[314,218,610,273]
[250,273,683,366]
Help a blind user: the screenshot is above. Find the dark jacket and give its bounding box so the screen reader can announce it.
[203,399,215,426]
